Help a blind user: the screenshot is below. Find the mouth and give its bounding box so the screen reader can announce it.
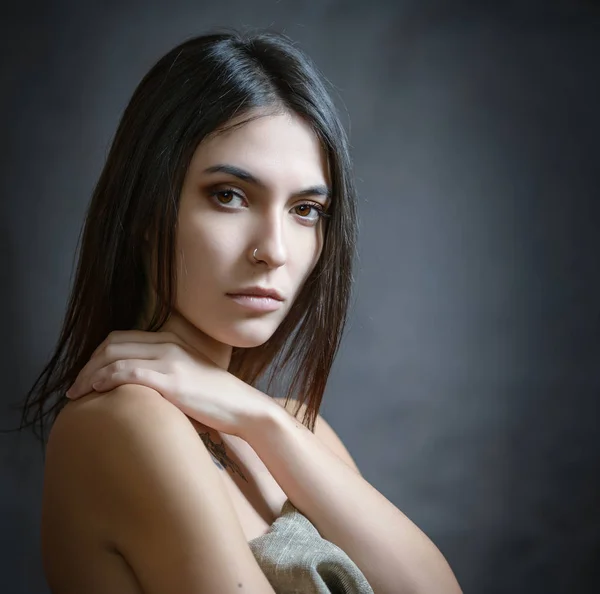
[226,294,284,312]
[226,286,285,301]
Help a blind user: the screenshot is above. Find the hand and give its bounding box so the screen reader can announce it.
[65,330,274,437]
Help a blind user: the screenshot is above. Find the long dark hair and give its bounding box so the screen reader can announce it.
[19,28,358,444]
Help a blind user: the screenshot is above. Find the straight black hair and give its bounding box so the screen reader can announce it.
[19,28,358,444]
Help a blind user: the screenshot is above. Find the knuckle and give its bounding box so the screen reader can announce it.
[166,343,180,356]
[112,359,127,373]
[108,330,124,342]
[130,367,144,380]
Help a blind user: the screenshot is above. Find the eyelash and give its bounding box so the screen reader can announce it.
[208,189,332,222]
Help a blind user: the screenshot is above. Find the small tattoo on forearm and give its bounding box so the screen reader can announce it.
[198,431,248,482]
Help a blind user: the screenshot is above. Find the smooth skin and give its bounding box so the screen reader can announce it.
[151,108,330,369]
[43,110,462,593]
[42,110,338,593]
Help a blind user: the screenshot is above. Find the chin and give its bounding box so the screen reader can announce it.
[220,326,279,349]
[229,335,273,349]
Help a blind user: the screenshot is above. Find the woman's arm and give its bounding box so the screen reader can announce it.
[44,384,276,594]
[242,393,463,594]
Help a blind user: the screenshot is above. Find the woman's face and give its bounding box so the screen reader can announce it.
[172,111,330,363]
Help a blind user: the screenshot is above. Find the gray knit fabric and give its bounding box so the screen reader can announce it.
[248,499,374,594]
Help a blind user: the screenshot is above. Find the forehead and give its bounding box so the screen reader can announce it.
[189,112,330,186]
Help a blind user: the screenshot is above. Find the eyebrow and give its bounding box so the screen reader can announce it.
[202,164,331,203]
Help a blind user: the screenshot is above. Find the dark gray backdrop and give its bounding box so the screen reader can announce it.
[2,1,599,593]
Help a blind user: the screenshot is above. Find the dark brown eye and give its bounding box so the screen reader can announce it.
[296,204,312,217]
[293,202,330,224]
[216,191,234,204]
[208,188,245,207]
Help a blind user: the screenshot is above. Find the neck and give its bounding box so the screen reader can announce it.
[160,310,233,370]
[135,302,233,370]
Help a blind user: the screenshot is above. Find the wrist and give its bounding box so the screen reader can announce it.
[236,387,291,443]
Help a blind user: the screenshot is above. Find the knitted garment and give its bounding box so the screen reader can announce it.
[248,499,374,594]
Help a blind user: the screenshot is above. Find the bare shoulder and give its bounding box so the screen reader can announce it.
[273,397,361,475]
[53,383,189,439]
[46,385,203,504]
[51,383,220,476]
[46,383,221,534]
[44,385,276,594]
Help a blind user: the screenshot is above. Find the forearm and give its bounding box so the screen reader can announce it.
[242,396,462,594]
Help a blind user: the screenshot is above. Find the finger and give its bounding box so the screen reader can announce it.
[91,330,164,358]
[92,330,185,357]
[90,365,170,397]
[68,344,175,399]
[68,359,170,399]
[72,331,188,398]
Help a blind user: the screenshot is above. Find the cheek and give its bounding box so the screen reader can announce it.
[177,215,226,261]
[294,239,323,291]
[175,223,239,294]
[182,210,244,256]
[174,229,211,293]
[307,226,325,270]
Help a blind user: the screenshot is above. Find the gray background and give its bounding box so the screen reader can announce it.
[2,1,599,592]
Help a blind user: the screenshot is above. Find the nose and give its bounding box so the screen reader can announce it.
[251,210,287,268]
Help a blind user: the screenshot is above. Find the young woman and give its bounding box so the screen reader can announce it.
[21,29,462,594]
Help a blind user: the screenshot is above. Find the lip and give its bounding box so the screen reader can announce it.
[226,294,284,312]
[227,286,285,301]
